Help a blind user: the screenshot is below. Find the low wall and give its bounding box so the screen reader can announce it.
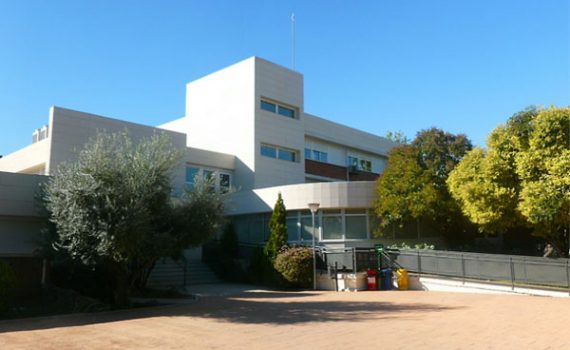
[408,274,570,298]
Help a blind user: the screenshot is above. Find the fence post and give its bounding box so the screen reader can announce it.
[417,250,422,276]
[509,257,515,291]
[566,259,570,297]
[461,253,466,284]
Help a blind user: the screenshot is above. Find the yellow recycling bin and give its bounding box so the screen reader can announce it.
[396,268,409,290]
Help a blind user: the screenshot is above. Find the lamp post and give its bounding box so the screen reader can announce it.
[308,202,320,290]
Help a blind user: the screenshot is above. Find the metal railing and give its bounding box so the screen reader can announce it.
[391,249,570,292]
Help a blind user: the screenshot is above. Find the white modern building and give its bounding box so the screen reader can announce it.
[0,56,402,256]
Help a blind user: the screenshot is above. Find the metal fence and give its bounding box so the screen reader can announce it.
[393,249,570,290]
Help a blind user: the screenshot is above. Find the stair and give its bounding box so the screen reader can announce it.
[146,257,221,288]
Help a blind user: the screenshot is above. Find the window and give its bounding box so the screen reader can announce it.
[261,145,277,158]
[278,105,295,118]
[322,212,343,240]
[286,217,299,241]
[278,149,296,162]
[348,156,372,172]
[261,100,276,113]
[260,99,297,119]
[345,216,367,239]
[185,166,231,193]
[219,173,231,193]
[261,144,298,162]
[305,148,328,163]
[186,167,200,185]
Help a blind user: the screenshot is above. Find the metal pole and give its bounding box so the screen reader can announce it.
[461,253,466,285]
[510,257,515,291]
[312,210,316,290]
[352,247,357,274]
[566,259,570,297]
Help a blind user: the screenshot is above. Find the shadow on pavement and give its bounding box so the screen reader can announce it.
[0,288,460,334]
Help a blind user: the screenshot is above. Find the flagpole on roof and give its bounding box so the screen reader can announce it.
[291,12,296,70]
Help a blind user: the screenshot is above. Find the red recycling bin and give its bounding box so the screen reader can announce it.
[367,268,377,290]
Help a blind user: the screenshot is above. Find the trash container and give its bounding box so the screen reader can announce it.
[380,268,393,290]
[366,268,377,290]
[396,268,408,290]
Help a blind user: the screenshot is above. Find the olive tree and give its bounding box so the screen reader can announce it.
[43,131,225,304]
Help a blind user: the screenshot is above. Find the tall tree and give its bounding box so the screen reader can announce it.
[449,107,570,255]
[43,131,225,304]
[266,193,288,259]
[375,128,473,242]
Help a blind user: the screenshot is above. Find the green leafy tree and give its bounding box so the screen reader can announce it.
[43,131,225,305]
[516,108,570,253]
[449,107,570,255]
[375,128,473,242]
[385,131,410,145]
[265,193,288,259]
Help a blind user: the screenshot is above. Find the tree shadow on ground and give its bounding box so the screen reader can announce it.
[0,290,461,333]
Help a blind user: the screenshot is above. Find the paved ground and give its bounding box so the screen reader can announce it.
[1,284,569,349]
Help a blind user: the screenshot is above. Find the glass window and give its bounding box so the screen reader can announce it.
[348,156,358,167]
[304,148,311,160]
[278,149,296,162]
[345,208,366,215]
[250,219,265,243]
[203,170,213,180]
[185,167,200,184]
[219,173,231,193]
[322,215,343,240]
[320,152,328,163]
[300,217,316,241]
[323,209,341,215]
[313,150,320,161]
[360,159,372,172]
[261,100,276,113]
[278,105,295,118]
[261,145,277,158]
[345,216,367,239]
[286,217,299,242]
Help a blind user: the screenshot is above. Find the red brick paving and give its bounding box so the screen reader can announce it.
[0,290,568,349]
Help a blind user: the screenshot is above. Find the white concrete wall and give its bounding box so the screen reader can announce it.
[159,117,187,134]
[254,58,306,188]
[225,181,376,216]
[0,172,46,256]
[185,57,256,190]
[0,138,49,174]
[47,106,188,189]
[304,113,395,173]
[184,147,235,171]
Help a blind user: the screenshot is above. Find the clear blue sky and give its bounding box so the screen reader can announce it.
[1,0,569,155]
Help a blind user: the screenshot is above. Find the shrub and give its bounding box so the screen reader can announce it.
[273,246,313,288]
[0,261,16,314]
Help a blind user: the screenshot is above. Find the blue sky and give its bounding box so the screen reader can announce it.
[1,0,568,155]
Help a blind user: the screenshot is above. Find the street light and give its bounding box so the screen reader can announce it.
[308,202,320,290]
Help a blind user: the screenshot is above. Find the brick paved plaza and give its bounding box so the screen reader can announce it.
[1,288,568,349]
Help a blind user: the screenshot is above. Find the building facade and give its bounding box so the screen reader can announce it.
[0,56,402,252]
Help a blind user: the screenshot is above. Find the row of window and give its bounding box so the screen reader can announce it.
[348,156,372,172]
[232,209,375,243]
[264,144,375,173]
[261,144,298,162]
[186,166,231,193]
[260,99,296,119]
[304,148,328,163]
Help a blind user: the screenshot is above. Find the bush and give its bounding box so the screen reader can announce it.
[0,261,16,314]
[273,246,313,288]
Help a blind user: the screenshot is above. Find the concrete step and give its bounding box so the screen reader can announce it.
[147,258,222,288]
